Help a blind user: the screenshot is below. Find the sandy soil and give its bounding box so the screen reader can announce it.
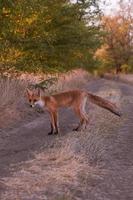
[0,78,133,200]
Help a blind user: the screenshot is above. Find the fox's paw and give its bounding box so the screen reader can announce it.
[48,131,53,135]
[54,131,59,135]
[73,127,80,131]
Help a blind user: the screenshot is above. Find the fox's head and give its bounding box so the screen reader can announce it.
[26,88,44,108]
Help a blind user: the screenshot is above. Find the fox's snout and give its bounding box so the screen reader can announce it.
[30,104,35,108]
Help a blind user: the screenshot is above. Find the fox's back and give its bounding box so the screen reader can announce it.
[46,90,85,108]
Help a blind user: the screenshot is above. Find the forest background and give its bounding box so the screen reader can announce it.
[0,0,133,75]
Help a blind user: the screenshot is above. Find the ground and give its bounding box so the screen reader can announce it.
[0,78,133,200]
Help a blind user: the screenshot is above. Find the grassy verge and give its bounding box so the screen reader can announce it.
[0,77,29,128]
[0,69,90,128]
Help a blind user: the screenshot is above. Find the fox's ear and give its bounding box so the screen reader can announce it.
[37,88,40,97]
[26,88,33,96]
[36,88,43,97]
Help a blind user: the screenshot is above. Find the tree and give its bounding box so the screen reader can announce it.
[0,0,101,73]
[96,0,133,73]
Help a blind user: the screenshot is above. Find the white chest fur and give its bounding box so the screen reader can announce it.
[35,99,45,108]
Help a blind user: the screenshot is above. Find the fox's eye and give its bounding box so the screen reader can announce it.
[33,99,37,103]
[29,99,31,103]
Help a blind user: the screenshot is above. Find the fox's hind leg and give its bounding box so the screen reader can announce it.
[73,111,88,131]
[73,108,86,131]
[73,97,89,131]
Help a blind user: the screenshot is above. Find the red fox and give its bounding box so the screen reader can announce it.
[26,88,121,135]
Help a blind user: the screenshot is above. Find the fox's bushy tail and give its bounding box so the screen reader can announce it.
[88,92,121,117]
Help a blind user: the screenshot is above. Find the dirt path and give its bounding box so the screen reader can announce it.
[91,81,133,200]
[0,79,133,200]
[0,79,102,177]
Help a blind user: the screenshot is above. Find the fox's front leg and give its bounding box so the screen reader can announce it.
[53,111,59,134]
[48,122,54,135]
[48,110,59,135]
[48,111,55,135]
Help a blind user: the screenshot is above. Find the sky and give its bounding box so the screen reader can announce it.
[101,0,119,15]
[71,0,120,15]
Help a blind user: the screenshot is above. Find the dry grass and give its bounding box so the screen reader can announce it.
[0,69,90,128]
[1,141,83,199]
[31,69,91,94]
[0,77,26,128]
[1,136,105,200]
[0,78,122,199]
[0,77,26,108]
[55,69,90,92]
[0,113,114,200]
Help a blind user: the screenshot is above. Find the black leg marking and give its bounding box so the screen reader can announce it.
[48,123,54,135]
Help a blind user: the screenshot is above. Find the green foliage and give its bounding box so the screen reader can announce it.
[34,77,58,90]
[0,0,102,73]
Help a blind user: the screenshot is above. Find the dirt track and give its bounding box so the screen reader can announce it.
[0,78,133,200]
